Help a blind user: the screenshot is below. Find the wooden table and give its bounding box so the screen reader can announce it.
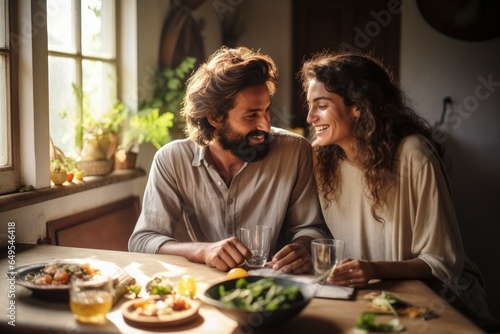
[1,244,483,333]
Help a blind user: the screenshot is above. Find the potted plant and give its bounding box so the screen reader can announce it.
[61,83,126,175]
[151,56,197,138]
[115,57,196,169]
[115,107,174,169]
[50,158,68,186]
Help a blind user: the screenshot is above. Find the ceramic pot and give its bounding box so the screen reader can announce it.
[50,171,67,185]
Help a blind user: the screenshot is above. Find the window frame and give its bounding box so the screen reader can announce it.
[0,0,124,197]
[0,0,20,195]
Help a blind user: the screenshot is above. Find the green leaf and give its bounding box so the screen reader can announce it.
[219,285,226,298]
[121,56,196,149]
[355,312,404,333]
[167,78,181,90]
[235,278,248,289]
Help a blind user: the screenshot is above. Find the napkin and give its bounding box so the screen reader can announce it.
[248,268,354,300]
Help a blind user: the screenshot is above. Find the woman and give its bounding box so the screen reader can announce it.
[300,51,499,331]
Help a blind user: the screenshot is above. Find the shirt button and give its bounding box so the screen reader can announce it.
[228,228,233,234]
[228,199,233,204]
[217,181,222,186]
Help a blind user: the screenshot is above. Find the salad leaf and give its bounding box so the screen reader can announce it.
[355,312,404,333]
[146,276,174,295]
[218,278,304,312]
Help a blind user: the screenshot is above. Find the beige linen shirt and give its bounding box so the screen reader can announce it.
[129,127,328,255]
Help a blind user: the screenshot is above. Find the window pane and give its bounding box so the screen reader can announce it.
[82,59,117,122]
[47,0,118,162]
[49,56,78,157]
[0,0,6,48]
[82,0,115,58]
[47,0,76,53]
[0,55,9,167]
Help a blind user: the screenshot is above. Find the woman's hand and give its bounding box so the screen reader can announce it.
[326,258,433,286]
[327,258,375,287]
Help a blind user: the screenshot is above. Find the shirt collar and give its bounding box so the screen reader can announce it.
[192,145,206,167]
[192,143,252,174]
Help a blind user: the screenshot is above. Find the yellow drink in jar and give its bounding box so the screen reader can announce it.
[70,290,112,323]
[69,276,113,324]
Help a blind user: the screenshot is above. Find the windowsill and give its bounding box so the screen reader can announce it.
[0,168,146,213]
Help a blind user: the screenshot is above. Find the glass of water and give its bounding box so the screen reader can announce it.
[240,225,272,267]
[311,239,346,283]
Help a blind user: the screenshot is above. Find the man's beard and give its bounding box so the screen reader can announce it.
[217,122,272,162]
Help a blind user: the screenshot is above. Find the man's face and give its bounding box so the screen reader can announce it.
[216,85,272,162]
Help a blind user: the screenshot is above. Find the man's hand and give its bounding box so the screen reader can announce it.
[270,236,313,274]
[202,237,252,272]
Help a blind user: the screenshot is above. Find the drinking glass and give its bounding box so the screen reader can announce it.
[240,225,272,267]
[69,275,113,324]
[311,239,346,283]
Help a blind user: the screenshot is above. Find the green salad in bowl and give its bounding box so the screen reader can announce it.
[201,276,315,328]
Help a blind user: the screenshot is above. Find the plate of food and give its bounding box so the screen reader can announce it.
[121,295,200,327]
[15,259,124,298]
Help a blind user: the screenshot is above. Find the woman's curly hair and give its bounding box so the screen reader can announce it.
[299,51,445,222]
[181,46,278,146]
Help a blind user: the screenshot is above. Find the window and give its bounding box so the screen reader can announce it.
[47,0,117,157]
[0,1,144,201]
[0,0,20,195]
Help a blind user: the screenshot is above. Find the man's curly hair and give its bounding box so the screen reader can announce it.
[299,51,445,222]
[181,46,278,146]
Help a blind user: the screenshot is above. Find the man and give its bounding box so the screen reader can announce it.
[129,46,328,273]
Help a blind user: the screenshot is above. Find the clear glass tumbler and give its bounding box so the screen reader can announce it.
[240,225,273,267]
[311,239,346,282]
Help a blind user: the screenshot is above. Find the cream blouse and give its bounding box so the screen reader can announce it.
[316,134,499,329]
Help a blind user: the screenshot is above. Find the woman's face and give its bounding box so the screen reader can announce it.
[306,79,358,151]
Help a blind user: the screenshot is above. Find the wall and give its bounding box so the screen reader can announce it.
[192,0,293,128]
[0,179,146,243]
[132,0,171,174]
[400,0,500,317]
[238,0,293,127]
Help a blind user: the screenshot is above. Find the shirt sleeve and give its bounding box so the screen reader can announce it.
[283,138,330,242]
[128,146,183,253]
[409,147,465,284]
